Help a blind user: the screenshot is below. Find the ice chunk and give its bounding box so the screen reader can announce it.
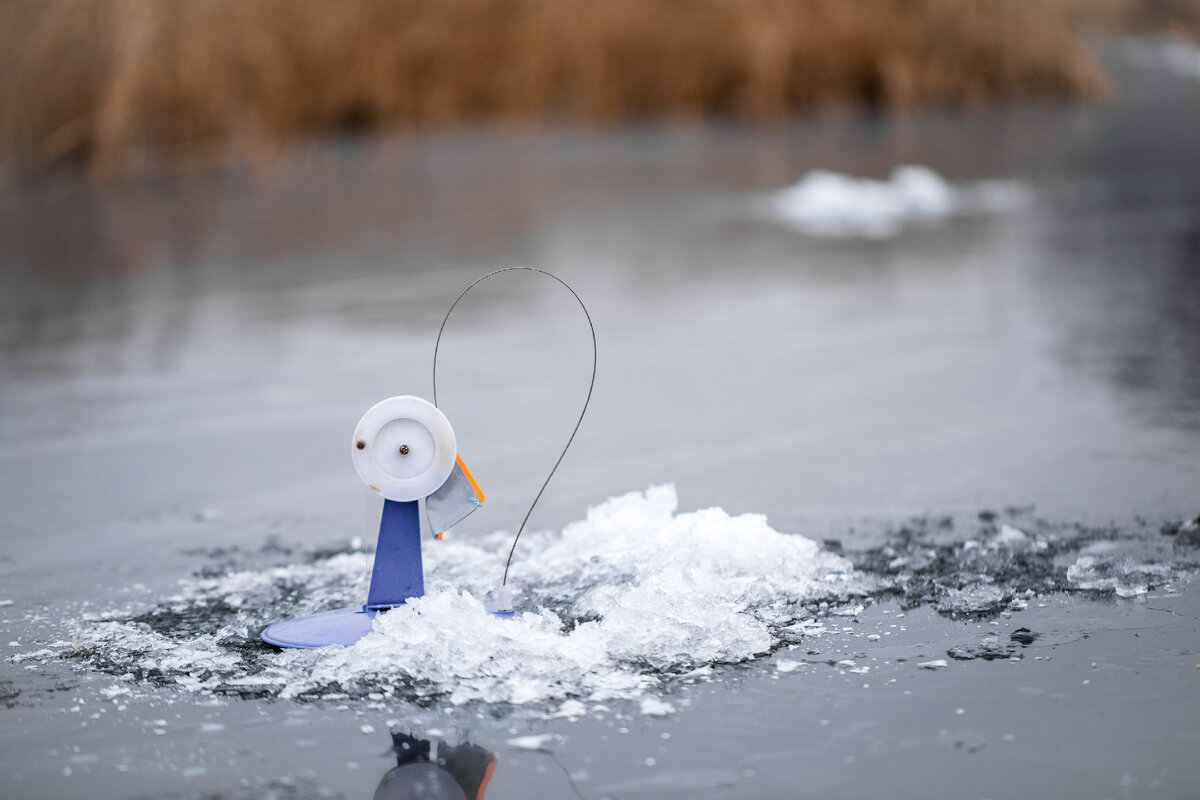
[9,648,53,663]
[506,734,553,751]
[1009,628,1039,646]
[830,604,865,617]
[993,525,1030,549]
[947,639,1021,661]
[1067,555,1170,597]
[937,584,1009,616]
[639,697,675,716]
[552,699,588,719]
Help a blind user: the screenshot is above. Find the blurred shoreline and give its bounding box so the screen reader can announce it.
[4,0,1197,174]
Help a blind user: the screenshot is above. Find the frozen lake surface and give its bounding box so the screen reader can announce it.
[2,49,1199,798]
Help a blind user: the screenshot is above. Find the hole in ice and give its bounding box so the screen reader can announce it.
[45,490,1194,715]
[63,486,858,709]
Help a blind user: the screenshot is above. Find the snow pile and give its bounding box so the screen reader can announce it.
[768,165,1030,238]
[67,486,856,711]
[271,486,855,705]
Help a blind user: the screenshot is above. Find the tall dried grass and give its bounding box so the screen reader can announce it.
[0,0,1165,170]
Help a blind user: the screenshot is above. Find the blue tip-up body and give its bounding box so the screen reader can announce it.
[261,395,500,650]
[260,499,425,649]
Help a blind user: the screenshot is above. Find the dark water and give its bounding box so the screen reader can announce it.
[2,47,1199,799]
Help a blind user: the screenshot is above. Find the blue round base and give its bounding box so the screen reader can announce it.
[262,604,519,649]
[261,606,378,649]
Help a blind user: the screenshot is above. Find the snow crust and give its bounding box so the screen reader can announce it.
[68,486,856,713]
[769,165,1030,238]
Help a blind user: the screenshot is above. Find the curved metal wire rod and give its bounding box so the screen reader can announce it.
[431,267,597,586]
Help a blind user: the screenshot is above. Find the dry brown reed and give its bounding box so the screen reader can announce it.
[0,0,1182,170]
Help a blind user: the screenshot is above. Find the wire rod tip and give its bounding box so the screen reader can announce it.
[430,267,597,588]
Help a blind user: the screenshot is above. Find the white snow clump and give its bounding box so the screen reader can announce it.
[769,165,1030,238]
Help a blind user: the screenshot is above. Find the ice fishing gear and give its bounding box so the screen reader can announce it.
[260,395,484,649]
[260,267,595,650]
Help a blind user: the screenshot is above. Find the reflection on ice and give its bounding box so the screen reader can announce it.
[376,731,497,800]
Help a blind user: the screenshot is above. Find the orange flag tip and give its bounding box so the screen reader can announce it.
[455,455,485,504]
[427,455,484,535]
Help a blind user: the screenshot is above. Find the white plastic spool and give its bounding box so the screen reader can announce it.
[351,395,457,502]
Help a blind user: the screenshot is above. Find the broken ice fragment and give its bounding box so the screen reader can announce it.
[506,734,553,751]
[1009,628,1039,646]
[639,697,675,716]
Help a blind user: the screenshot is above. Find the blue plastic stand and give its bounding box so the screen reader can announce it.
[261,500,424,649]
[367,500,424,609]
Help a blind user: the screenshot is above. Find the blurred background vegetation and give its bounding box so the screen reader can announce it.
[1,0,1198,172]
